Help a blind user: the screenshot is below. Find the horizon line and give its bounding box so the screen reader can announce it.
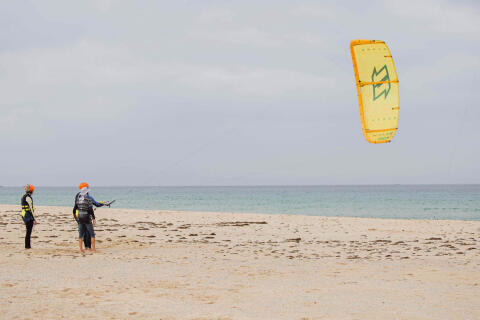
[1,183,479,188]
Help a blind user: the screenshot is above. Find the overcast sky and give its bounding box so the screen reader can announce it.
[1,0,479,186]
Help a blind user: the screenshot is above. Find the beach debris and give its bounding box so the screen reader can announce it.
[374,239,392,243]
[440,244,457,249]
[286,238,301,243]
[215,221,267,227]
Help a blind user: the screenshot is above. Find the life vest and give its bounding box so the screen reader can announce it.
[21,193,34,222]
[75,192,92,223]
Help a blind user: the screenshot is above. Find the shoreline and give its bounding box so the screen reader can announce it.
[1,204,479,319]
[1,203,478,222]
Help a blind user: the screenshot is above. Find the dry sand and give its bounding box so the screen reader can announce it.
[1,204,479,319]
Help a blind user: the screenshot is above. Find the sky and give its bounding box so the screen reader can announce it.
[0,0,479,186]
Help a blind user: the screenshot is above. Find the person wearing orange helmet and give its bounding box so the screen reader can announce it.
[21,184,37,249]
[73,182,104,253]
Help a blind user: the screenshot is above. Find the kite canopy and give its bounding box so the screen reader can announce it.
[350,40,399,143]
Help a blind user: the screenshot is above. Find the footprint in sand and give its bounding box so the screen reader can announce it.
[2,283,15,288]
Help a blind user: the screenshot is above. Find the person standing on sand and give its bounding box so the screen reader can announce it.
[73,182,102,253]
[74,182,104,249]
[21,184,37,249]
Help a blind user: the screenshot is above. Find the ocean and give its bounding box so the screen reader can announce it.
[0,185,479,221]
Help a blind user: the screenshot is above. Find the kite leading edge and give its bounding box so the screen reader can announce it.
[350,39,399,143]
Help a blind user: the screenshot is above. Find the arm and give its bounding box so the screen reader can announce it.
[26,196,35,221]
[88,195,104,207]
[73,203,78,220]
[88,208,95,220]
[73,193,79,220]
[88,207,97,225]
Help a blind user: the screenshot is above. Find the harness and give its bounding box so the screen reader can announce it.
[21,193,34,222]
[75,192,93,223]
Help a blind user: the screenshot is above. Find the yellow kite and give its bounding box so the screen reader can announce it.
[350,40,399,143]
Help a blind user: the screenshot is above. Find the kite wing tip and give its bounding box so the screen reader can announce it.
[350,39,385,47]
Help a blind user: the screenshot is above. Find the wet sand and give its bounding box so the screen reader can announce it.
[1,204,479,319]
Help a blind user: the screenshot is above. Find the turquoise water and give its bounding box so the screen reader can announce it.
[0,185,478,220]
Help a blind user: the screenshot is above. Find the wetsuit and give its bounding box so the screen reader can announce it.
[73,192,101,246]
[21,193,35,249]
[83,194,103,248]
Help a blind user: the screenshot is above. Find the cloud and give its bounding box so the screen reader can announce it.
[0,36,339,116]
[174,65,336,101]
[0,1,479,185]
[197,8,234,24]
[385,0,480,38]
[401,51,480,105]
[189,27,284,48]
[292,3,341,19]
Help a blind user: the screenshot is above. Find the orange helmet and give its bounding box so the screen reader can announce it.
[25,184,35,193]
[78,182,89,190]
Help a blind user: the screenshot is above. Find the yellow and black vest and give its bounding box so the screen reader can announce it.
[21,193,34,222]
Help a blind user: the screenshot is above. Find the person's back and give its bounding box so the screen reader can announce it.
[73,183,97,253]
[75,191,93,223]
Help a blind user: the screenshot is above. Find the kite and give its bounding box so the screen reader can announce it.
[350,40,399,143]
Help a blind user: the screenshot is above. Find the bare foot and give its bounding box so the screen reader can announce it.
[91,249,97,253]
[80,250,85,254]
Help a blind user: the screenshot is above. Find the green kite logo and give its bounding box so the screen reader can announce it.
[371,65,391,101]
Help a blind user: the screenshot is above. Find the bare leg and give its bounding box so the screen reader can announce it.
[91,237,96,253]
[78,238,84,254]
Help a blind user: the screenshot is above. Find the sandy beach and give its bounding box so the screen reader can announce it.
[1,204,479,319]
